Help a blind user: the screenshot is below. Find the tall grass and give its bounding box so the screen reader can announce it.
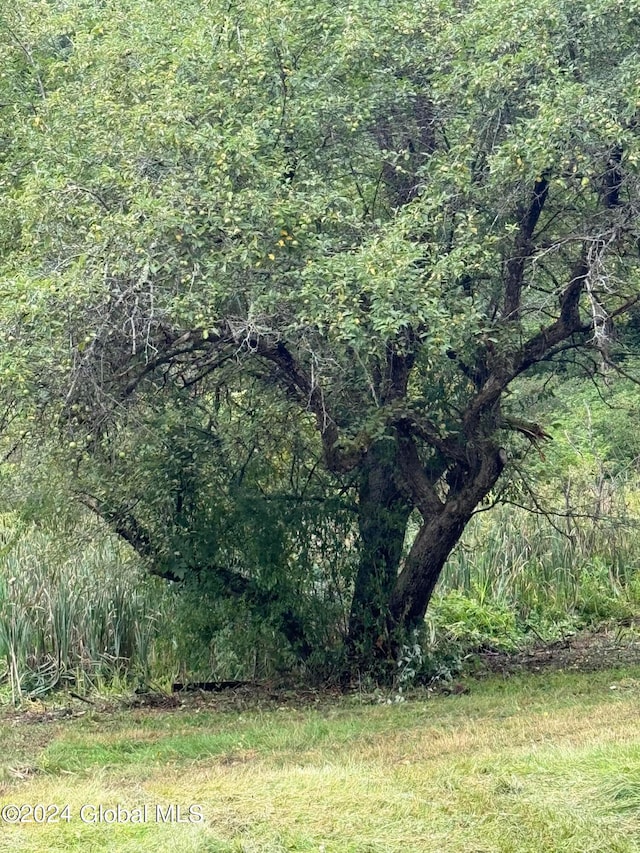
[440,496,640,627]
[0,515,173,702]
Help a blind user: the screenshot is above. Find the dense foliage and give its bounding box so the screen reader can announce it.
[2,0,640,679]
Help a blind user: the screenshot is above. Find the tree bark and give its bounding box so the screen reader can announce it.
[388,508,468,632]
[346,439,412,669]
[388,444,507,635]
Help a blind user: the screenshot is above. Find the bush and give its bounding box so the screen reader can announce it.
[428,590,521,654]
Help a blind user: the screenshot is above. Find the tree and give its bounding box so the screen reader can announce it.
[2,0,640,676]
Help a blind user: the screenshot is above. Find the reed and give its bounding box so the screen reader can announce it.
[441,496,640,624]
[0,515,172,702]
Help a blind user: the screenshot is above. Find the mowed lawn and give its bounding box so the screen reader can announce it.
[1,669,640,852]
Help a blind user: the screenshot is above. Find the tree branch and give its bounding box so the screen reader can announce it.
[502,415,552,446]
[503,177,549,320]
[251,337,360,473]
[395,425,444,517]
[461,252,589,438]
[76,491,162,563]
[517,252,589,374]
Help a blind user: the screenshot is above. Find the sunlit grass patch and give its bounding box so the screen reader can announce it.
[2,670,640,852]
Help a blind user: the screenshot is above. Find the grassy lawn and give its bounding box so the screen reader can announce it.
[1,669,640,852]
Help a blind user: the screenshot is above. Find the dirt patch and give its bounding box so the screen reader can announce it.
[474,626,640,676]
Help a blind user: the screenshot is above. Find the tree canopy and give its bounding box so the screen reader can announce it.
[2,0,640,677]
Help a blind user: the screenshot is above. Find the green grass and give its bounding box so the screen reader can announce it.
[2,668,640,851]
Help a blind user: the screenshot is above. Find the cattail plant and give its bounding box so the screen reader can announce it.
[0,516,173,702]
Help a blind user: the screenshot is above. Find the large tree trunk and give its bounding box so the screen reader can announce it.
[343,432,506,682]
[387,507,469,632]
[346,440,412,672]
[389,444,508,636]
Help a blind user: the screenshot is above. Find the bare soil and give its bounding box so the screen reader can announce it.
[474,623,640,676]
